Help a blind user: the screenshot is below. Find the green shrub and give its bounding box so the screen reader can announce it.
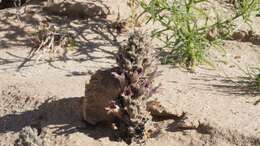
[140,0,258,69]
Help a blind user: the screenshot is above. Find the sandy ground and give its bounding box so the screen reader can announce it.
[0,0,260,146]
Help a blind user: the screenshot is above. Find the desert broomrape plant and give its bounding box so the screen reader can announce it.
[82,30,160,144]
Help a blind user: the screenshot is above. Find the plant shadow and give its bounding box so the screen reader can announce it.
[0,97,116,141]
[191,73,260,96]
[0,0,121,72]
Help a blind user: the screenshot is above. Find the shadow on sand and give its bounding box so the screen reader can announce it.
[0,97,116,140]
[0,0,120,72]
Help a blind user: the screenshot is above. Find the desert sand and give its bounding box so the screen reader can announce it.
[0,0,259,146]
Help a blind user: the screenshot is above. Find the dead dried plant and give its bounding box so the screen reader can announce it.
[29,20,75,61]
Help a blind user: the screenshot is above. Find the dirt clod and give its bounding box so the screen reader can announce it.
[44,1,108,19]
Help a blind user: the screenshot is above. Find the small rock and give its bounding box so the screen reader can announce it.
[207,27,219,41]
[251,34,260,45]
[234,55,241,59]
[147,100,184,119]
[232,30,249,41]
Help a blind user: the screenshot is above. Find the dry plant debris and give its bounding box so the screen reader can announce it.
[15,126,42,146]
[29,20,74,61]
